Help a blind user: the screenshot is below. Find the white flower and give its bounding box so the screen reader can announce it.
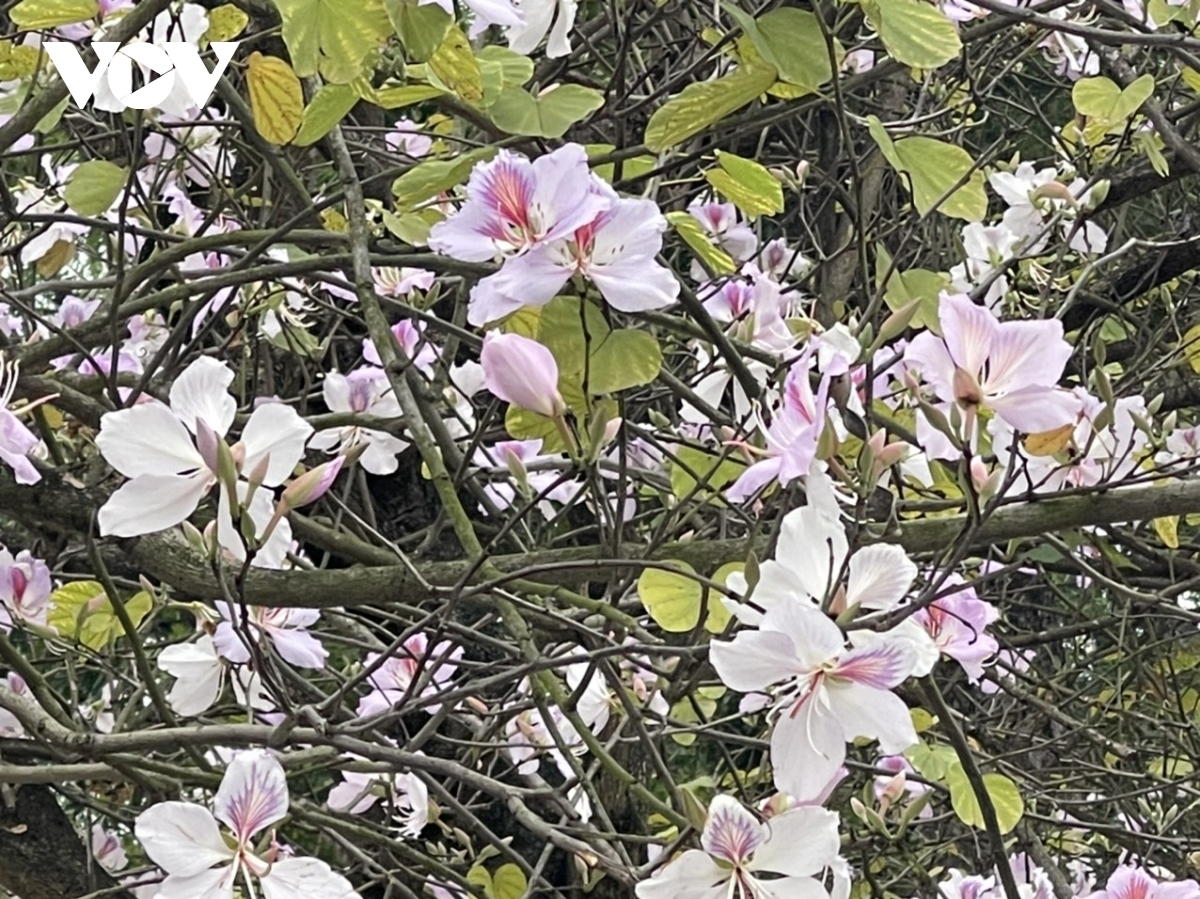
[135,750,363,899]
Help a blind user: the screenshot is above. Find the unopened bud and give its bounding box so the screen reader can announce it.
[280,456,346,512]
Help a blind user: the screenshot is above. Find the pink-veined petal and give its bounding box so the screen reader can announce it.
[979,318,1071,397]
[770,702,846,803]
[259,856,362,899]
[700,795,765,866]
[749,805,840,877]
[903,331,958,401]
[134,801,234,876]
[98,472,213,537]
[827,680,918,754]
[831,640,915,689]
[846,545,916,611]
[214,750,289,843]
[708,629,803,693]
[938,293,996,379]
[239,403,314,487]
[96,402,205,479]
[169,356,237,437]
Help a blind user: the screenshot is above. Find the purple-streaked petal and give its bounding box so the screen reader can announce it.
[831,640,915,689]
[700,795,764,865]
[938,293,996,378]
[214,749,289,843]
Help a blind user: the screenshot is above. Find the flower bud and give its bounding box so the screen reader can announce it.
[480,332,567,419]
[280,456,346,512]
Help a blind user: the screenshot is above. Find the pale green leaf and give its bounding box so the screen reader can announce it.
[292,82,359,146]
[373,83,446,108]
[588,329,663,394]
[665,211,737,276]
[670,445,747,501]
[724,4,839,91]
[392,146,496,210]
[272,0,392,82]
[872,0,962,70]
[945,763,1024,834]
[492,864,527,899]
[705,150,784,218]
[868,116,986,221]
[385,0,452,62]
[644,63,777,152]
[428,25,483,102]
[63,160,126,216]
[10,0,97,28]
[48,581,152,652]
[638,562,704,632]
[489,84,604,138]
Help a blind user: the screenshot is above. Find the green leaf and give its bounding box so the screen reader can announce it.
[272,0,392,82]
[665,211,737,276]
[905,741,958,780]
[638,562,706,632]
[871,0,962,70]
[724,4,839,92]
[373,83,446,108]
[945,763,1024,834]
[491,864,527,899]
[48,581,152,652]
[875,245,947,333]
[478,45,534,88]
[519,296,611,376]
[392,147,496,210]
[588,329,663,394]
[428,25,483,103]
[489,84,605,138]
[670,445,747,500]
[385,0,452,62]
[867,116,986,221]
[1072,74,1154,142]
[63,160,126,216]
[705,150,784,219]
[292,82,359,146]
[10,0,97,28]
[644,63,777,152]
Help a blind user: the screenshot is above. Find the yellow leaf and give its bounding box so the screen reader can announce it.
[1154,516,1180,549]
[246,52,304,146]
[36,240,75,278]
[1183,324,1200,374]
[1022,423,1074,457]
[204,4,249,42]
[9,0,97,28]
[428,26,483,103]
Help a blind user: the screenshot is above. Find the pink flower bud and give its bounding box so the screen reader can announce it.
[280,456,346,511]
[480,332,566,419]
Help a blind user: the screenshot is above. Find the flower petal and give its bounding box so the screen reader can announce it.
[846,545,916,611]
[156,866,238,899]
[96,402,205,479]
[827,681,918,754]
[708,629,802,693]
[134,801,234,876]
[700,795,765,866]
[158,636,225,716]
[214,749,289,843]
[633,850,728,899]
[750,805,841,877]
[169,356,237,436]
[770,702,846,803]
[259,856,362,899]
[240,403,314,487]
[98,472,213,538]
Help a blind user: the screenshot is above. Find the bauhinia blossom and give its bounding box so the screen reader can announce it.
[1083,865,1200,899]
[912,577,999,684]
[213,601,328,670]
[357,633,463,717]
[480,332,566,418]
[505,0,579,57]
[429,143,604,265]
[135,749,362,899]
[710,600,919,801]
[0,546,52,631]
[328,764,430,839]
[635,794,842,899]
[0,355,43,485]
[95,357,313,555]
[310,369,408,476]
[472,192,678,323]
[904,293,1080,458]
